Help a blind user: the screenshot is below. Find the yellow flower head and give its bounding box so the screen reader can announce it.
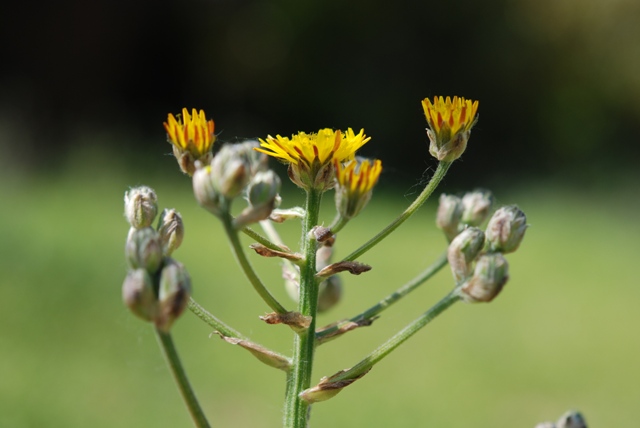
[334,158,382,219]
[421,96,479,162]
[256,128,371,190]
[164,108,215,175]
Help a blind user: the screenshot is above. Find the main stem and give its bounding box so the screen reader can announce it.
[283,187,323,428]
[155,328,211,428]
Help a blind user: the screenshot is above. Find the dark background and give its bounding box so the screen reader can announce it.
[2,0,639,187]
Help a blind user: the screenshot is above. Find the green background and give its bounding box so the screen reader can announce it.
[1,163,637,426]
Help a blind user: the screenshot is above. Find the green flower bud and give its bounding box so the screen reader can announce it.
[248,170,281,210]
[192,162,222,215]
[447,227,485,283]
[155,259,192,332]
[157,209,184,256]
[436,194,463,241]
[460,253,509,303]
[317,275,343,313]
[125,227,163,273]
[124,186,158,229]
[485,205,527,254]
[210,144,252,199]
[461,189,494,226]
[122,269,157,322]
[556,410,587,428]
[234,170,281,227]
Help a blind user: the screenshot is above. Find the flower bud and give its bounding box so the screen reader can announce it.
[155,259,192,332]
[447,227,485,283]
[556,410,587,428]
[485,205,527,254]
[192,162,222,215]
[157,209,184,256]
[436,194,463,241]
[460,253,509,302]
[125,227,163,274]
[124,186,158,229]
[210,144,252,199]
[248,170,281,209]
[317,275,343,313]
[461,189,493,226]
[122,269,157,322]
[234,170,282,227]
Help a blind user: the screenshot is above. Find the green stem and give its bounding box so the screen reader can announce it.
[188,297,247,339]
[316,251,448,342]
[328,212,350,235]
[241,225,288,252]
[283,187,323,428]
[155,328,211,428]
[330,290,460,383]
[343,161,451,262]
[221,209,288,314]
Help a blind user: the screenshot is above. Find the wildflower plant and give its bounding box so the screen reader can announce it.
[121,97,534,427]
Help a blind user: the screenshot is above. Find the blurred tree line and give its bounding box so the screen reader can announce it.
[2,0,639,187]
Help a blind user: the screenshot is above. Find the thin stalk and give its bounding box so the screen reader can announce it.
[188,297,247,339]
[329,290,460,383]
[328,212,350,235]
[155,328,211,428]
[221,209,288,314]
[283,187,323,428]
[343,161,451,262]
[241,225,288,252]
[316,251,448,342]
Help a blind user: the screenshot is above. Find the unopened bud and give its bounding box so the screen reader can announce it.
[155,259,191,332]
[317,275,343,312]
[460,253,509,302]
[234,170,281,227]
[192,162,222,215]
[485,205,527,254]
[461,189,493,226]
[436,194,463,241]
[210,144,253,199]
[157,209,184,256]
[556,410,587,428]
[122,269,157,322]
[248,170,281,209]
[124,186,158,229]
[447,227,485,283]
[125,227,163,273]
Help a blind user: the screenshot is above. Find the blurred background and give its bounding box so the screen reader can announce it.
[1,0,638,427]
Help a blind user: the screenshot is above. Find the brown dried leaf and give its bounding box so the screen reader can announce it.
[249,244,302,262]
[215,332,291,371]
[259,311,312,332]
[316,261,371,278]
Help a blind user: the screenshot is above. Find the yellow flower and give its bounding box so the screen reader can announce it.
[421,96,479,162]
[163,108,215,175]
[256,128,371,190]
[334,158,382,219]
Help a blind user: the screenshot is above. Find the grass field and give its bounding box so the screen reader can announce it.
[1,166,638,427]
